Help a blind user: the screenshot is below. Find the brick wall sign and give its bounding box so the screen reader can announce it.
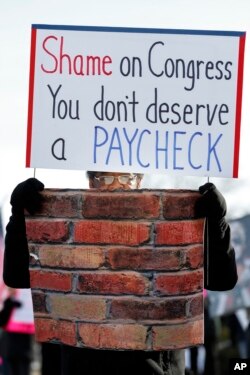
[27,189,205,350]
[26,25,246,177]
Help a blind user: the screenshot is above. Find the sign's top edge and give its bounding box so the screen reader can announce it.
[31,24,246,37]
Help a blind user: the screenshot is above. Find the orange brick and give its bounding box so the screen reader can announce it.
[38,245,105,269]
[78,323,148,350]
[49,294,106,320]
[152,319,204,349]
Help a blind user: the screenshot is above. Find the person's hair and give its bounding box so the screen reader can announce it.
[86,171,144,180]
[86,171,98,179]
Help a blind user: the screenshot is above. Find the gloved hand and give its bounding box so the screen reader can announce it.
[197,182,227,221]
[10,178,44,215]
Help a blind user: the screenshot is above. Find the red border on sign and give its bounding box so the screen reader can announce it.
[233,34,246,178]
[26,28,37,167]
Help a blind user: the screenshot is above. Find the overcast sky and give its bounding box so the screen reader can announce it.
[1,0,250,223]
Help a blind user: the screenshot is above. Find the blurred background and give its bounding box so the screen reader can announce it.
[1,1,250,374]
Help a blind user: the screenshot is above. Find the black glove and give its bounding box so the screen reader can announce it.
[197,182,227,221]
[10,178,44,215]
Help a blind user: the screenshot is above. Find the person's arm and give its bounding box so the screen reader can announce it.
[198,183,238,291]
[3,178,44,289]
[4,210,30,288]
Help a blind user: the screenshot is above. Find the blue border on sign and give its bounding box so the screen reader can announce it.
[32,24,245,37]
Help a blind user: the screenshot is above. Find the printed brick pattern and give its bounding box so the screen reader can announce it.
[162,191,200,219]
[36,190,81,218]
[152,319,204,350]
[27,189,205,351]
[82,193,160,219]
[36,245,105,269]
[34,318,76,346]
[74,220,150,245]
[155,220,204,245]
[77,271,150,295]
[154,269,203,296]
[29,270,72,292]
[78,323,148,350]
[26,220,69,242]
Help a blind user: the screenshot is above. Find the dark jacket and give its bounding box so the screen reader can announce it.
[204,217,237,291]
[4,212,30,288]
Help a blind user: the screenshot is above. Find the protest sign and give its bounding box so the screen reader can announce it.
[26,25,245,177]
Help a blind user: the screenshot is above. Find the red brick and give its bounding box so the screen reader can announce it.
[26,220,69,242]
[83,192,160,219]
[77,271,149,295]
[78,323,148,350]
[38,245,105,269]
[49,294,106,320]
[74,221,150,245]
[162,192,201,219]
[154,269,203,295]
[188,293,204,317]
[34,318,76,346]
[110,297,189,321]
[152,319,204,349]
[184,245,204,269]
[108,247,182,270]
[39,190,81,217]
[155,219,204,245]
[30,270,72,292]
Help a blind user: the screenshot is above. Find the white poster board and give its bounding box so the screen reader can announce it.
[26,25,246,177]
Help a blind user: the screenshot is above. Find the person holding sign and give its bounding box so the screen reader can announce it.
[3,175,237,375]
